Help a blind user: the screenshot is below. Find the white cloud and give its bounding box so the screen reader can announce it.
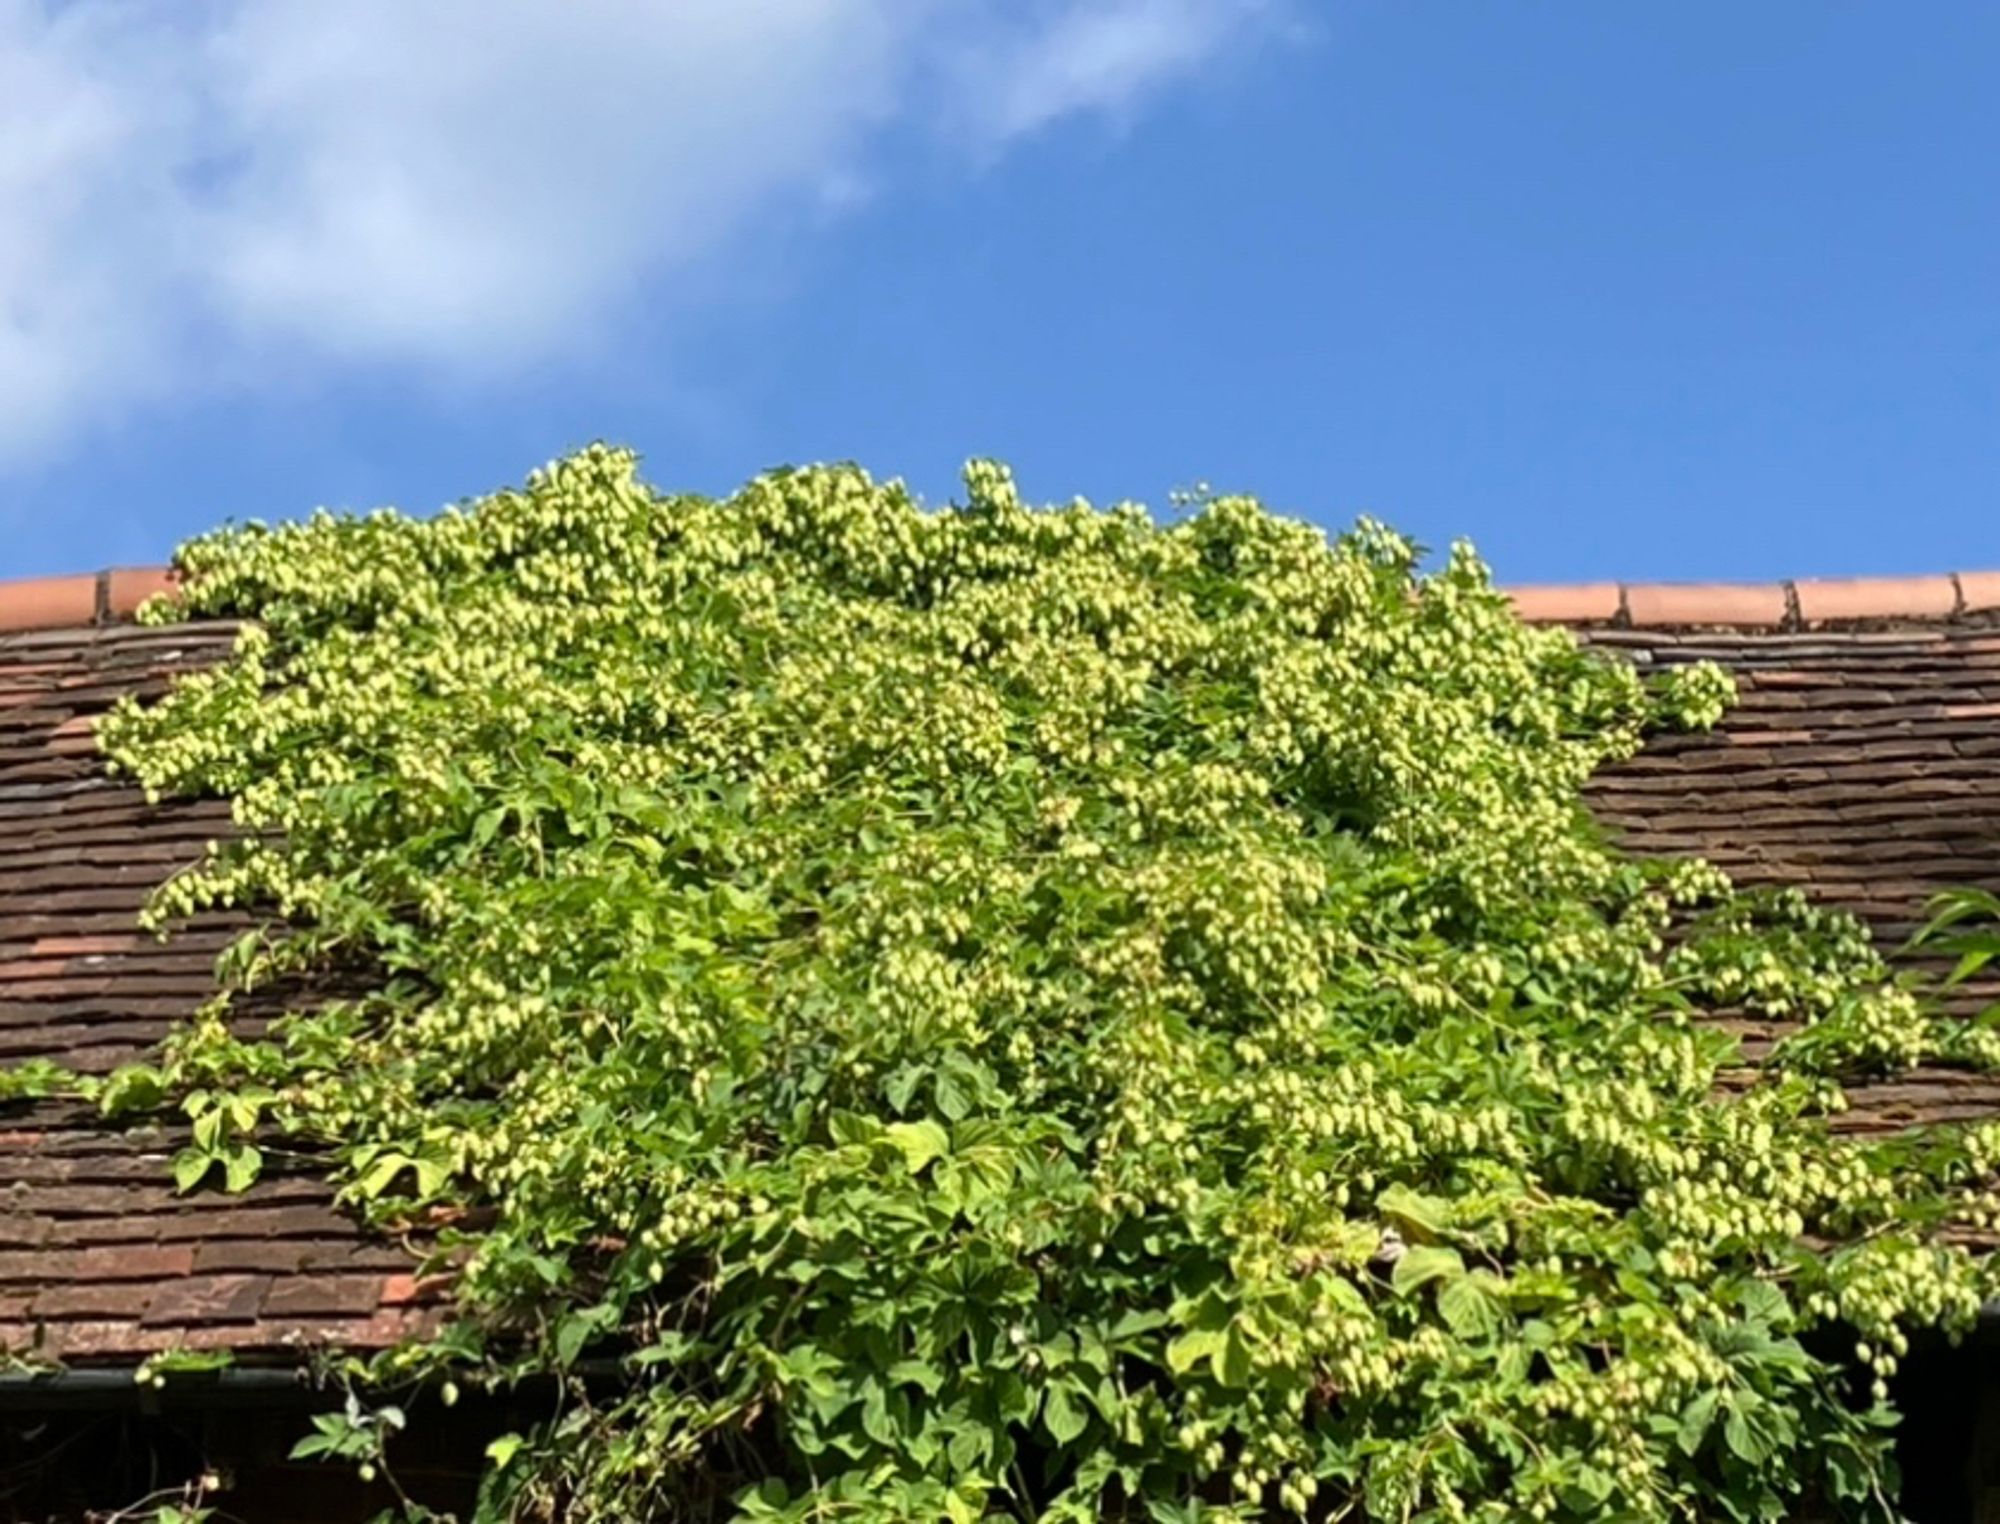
[938,0,1275,144]
[0,0,1282,464]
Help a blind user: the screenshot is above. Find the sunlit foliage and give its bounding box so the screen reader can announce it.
[92,447,2000,1522]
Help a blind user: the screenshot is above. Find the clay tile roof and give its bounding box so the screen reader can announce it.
[6,562,2000,1361]
[1,571,442,1365]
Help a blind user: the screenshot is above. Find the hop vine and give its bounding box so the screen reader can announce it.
[80,446,2000,1522]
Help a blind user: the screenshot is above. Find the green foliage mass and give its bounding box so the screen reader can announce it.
[91,447,2000,1522]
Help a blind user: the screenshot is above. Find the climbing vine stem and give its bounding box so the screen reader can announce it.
[78,446,2000,1521]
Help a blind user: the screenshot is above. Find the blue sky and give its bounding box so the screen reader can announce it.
[3,2,1995,584]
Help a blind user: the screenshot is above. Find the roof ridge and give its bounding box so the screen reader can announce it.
[0,569,180,634]
[6,565,2000,634]
[1506,571,2000,630]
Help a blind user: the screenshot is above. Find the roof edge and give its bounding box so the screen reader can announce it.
[5,566,2000,635]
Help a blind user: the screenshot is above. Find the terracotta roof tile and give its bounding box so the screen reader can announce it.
[1958,570,2000,615]
[0,577,98,634]
[1623,580,1790,629]
[1793,575,1961,625]
[105,566,180,620]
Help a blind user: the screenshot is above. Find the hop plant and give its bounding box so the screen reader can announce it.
[85,446,2000,1523]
